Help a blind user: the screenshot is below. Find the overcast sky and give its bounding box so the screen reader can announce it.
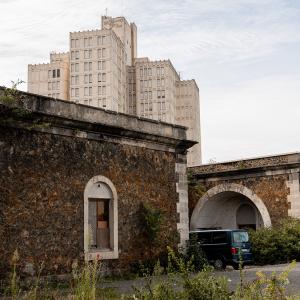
[0,0,299,163]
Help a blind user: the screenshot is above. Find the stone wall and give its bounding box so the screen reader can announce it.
[188,153,300,226]
[191,153,300,175]
[0,88,194,278]
[188,175,290,225]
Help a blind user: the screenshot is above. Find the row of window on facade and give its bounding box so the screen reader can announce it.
[140,90,165,100]
[71,48,107,60]
[80,98,107,108]
[71,61,106,72]
[48,93,60,98]
[48,81,60,91]
[139,67,165,77]
[140,101,166,112]
[71,73,106,85]
[70,86,107,97]
[48,69,61,79]
[71,36,107,48]
[140,79,165,88]
[140,112,167,121]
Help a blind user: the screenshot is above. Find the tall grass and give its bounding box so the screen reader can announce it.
[9,249,21,299]
[72,259,101,300]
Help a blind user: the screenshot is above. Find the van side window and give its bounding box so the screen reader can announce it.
[197,232,211,244]
[212,232,227,244]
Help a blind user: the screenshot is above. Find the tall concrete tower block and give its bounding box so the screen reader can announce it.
[101,16,137,66]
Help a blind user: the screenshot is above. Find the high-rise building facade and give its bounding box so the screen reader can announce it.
[28,52,69,100]
[27,16,201,166]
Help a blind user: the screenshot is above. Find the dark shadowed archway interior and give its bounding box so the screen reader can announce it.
[191,191,264,230]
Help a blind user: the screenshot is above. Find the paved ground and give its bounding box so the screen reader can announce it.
[101,263,300,296]
[220,263,300,295]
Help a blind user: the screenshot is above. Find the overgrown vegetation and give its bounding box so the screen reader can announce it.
[0,80,50,130]
[2,246,300,299]
[187,171,207,199]
[140,202,162,244]
[71,260,100,300]
[128,247,299,300]
[250,218,300,265]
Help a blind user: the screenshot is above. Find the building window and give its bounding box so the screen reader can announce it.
[71,75,79,85]
[98,48,106,58]
[71,63,79,72]
[48,70,52,78]
[84,87,92,96]
[84,37,93,47]
[84,176,118,260]
[84,74,93,84]
[98,98,106,108]
[97,36,106,45]
[98,85,106,95]
[84,50,92,59]
[156,67,160,76]
[71,51,80,60]
[71,39,80,48]
[98,73,106,82]
[148,68,152,76]
[98,61,106,70]
[84,62,92,72]
[75,88,79,97]
[53,69,56,78]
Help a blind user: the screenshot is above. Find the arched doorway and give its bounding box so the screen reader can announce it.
[236,203,257,230]
[190,183,271,230]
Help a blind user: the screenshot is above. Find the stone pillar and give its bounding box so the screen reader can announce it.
[287,170,300,218]
[175,153,189,249]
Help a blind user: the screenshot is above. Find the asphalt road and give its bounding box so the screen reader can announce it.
[218,263,300,295]
[102,263,300,296]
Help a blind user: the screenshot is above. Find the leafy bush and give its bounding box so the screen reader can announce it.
[185,235,208,271]
[250,218,300,265]
[140,203,162,243]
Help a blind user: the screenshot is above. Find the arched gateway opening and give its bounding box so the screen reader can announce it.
[190,183,271,230]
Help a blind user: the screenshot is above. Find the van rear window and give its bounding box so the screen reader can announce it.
[212,232,227,243]
[233,231,249,243]
[196,232,211,244]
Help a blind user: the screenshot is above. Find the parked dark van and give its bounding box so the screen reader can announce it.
[189,229,253,269]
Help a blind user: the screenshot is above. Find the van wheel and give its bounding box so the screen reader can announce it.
[214,258,226,270]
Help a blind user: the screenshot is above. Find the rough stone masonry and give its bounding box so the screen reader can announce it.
[0,87,195,277]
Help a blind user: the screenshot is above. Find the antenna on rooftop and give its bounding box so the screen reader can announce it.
[105,8,108,16]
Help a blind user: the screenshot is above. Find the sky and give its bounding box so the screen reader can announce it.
[0,0,299,163]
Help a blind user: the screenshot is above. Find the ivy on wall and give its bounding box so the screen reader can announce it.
[140,202,162,244]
